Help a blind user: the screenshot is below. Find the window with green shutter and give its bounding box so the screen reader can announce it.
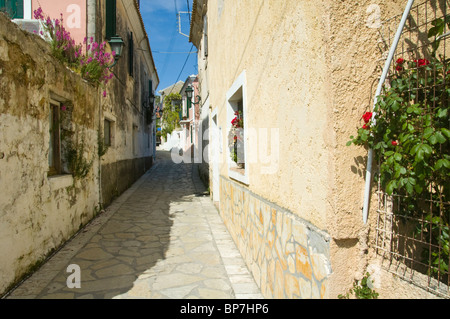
[128,32,134,77]
[0,0,24,19]
[105,0,116,40]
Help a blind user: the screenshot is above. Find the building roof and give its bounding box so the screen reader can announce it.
[158,81,185,96]
[131,0,160,85]
[189,0,207,48]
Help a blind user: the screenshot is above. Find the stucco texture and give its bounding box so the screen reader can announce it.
[0,13,100,295]
[204,0,434,298]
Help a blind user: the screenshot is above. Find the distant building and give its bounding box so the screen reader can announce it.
[179,75,199,156]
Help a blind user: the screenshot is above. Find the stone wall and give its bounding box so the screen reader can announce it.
[0,12,100,295]
[96,0,157,207]
[0,1,158,296]
[220,177,331,298]
[101,156,153,206]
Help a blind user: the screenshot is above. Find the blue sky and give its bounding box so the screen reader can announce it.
[140,0,197,94]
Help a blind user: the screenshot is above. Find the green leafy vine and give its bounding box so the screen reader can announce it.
[338,272,379,299]
[347,18,449,278]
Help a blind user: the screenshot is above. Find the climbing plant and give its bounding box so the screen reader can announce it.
[338,272,379,299]
[66,136,93,180]
[347,17,450,278]
[161,93,182,138]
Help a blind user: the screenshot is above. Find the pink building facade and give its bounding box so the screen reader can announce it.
[180,75,200,156]
[4,0,88,46]
[31,0,87,46]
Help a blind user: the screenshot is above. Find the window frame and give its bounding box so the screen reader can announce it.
[226,70,249,185]
[104,118,113,147]
[48,100,61,176]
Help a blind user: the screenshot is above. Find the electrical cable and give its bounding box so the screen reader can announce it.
[166,43,195,97]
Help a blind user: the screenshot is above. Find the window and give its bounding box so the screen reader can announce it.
[105,0,116,40]
[132,124,138,156]
[48,102,61,176]
[203,14,208,57]
[128,32,134,77]
[104,119,113,147]
[227,71,248,185]
[0,0,24,19]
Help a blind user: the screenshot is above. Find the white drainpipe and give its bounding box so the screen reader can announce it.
[87,0,96,42]
[362,0,415,224]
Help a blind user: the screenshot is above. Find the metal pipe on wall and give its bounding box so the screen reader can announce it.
[362,0,415,224]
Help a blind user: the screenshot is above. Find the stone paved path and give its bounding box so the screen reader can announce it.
[6,150,263,299]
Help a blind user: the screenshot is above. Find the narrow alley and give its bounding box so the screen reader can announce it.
[5,151,263,299]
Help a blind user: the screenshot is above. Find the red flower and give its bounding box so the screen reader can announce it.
[396,65,403,71]
[396,58,405,64]
[414,59,430,67]
[363,124,370,130]
[391,140,398,146]
[362,112,373,123]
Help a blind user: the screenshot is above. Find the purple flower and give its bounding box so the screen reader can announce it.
[33,7,44,20]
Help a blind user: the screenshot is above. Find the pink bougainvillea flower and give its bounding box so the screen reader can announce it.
[102,90,107,98]
[33,7,44,20]
[61,105,67,111]
[362,112,373,123]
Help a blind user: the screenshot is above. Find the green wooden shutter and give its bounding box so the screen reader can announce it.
[15,0,23,18]
[128,32,134,76]
[105,0,116,40]
[1,0,24,19]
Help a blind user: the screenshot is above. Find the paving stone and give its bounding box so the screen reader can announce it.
[76,248,113,261]
[6,151,262,300]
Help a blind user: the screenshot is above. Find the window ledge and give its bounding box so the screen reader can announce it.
[229,166,249,185]
[48,174,73,190]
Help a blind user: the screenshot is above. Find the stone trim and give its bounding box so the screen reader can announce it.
[219,176,332,298]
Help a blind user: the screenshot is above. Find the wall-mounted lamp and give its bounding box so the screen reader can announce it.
[143,93,156,111]
[185,85,201,107]
[149,93,155,105]
[108,35,125,69]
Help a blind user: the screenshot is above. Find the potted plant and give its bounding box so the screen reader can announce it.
[228,111,245,168]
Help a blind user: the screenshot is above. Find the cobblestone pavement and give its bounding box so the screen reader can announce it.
[6,150,263,299]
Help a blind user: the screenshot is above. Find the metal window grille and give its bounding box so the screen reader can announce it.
[374,0,449,298]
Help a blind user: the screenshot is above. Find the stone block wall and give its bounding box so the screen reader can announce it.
[0,12,101,295]
[219,177,332,298]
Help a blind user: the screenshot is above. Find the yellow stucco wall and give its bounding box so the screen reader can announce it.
[204,0,441,298]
